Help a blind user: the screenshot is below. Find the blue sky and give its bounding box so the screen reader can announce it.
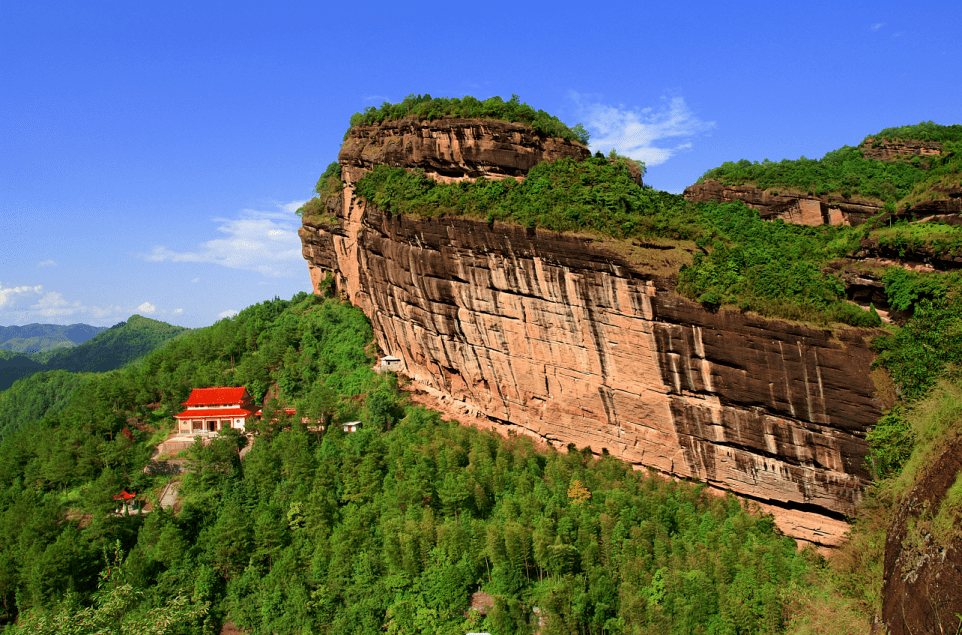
[2,0,959,328]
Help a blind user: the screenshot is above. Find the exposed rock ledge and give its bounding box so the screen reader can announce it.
[683,180,883,226]
[339,117,589,183]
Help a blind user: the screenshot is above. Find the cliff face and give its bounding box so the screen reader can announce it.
[300,120,883,545]
[339,117,589,182]
[860,137,943,162]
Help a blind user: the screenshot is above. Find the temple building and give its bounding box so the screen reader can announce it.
[174,387,256,434]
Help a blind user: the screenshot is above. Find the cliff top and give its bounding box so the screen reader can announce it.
[694,122,962,208]
[344,93,591,145]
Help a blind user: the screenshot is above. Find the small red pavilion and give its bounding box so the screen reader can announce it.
[174,387,256,434]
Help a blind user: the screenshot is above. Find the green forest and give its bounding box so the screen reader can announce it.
[0,293,817,635]
[0,315,189,392]
[2,114,962,634]
[697,121,962,207]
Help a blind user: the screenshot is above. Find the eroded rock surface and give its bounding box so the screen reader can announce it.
[683,180,882,226]
[883,439,962,635]
[339,117,589,182]
[300,120,884,545]
[859,137,943,162]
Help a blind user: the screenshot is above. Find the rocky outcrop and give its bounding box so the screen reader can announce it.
[860,137,943,162]
[883,438,962,635]
[339,117,589,183]
[683,180,882,226]
[300,121,884,546]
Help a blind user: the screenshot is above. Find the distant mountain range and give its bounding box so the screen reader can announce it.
[0,323,108,354]
[0,315,191,391]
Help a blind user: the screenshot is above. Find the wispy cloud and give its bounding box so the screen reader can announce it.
[570,92,715,166]
[38,259,57,267]
[145,201,307,278]
[173,308,183,314]
[870,22,885,31]
[137,302,157,314]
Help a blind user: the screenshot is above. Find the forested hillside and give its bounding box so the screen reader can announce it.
[0,293,822,635]
[0,315,189,392]
[0,323,107,354]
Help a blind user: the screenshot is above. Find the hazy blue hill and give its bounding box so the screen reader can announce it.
[0,322,108,354]
[44,314,191,373]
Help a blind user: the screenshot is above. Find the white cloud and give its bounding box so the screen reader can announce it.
[0,281,124,323]
[0,282,42,309]
[191,277,200,283]
[31,291,84,318]
[137,302,157,314]
[218,309,238,319]
[145,202,307,278]
[38,259,57,267]
[870,22,885,31]
[571,92,715,166]
[173,308,183,314]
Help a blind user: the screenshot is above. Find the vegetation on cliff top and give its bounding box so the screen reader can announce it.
[696,122,962,207]
[0,293,816,634]
[353,159,886,327]
[345,94,591,145]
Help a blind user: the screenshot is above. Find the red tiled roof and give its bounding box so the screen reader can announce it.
[181,387,249,406]
[254,408,297,416]
[174,408,255,419]
[113,490,136,501]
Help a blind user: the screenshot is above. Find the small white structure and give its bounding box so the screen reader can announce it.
[376,355,404,373]
[343,421,361,433]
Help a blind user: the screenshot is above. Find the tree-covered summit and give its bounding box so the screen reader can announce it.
[346,94,591,145]
[696,122,962,206]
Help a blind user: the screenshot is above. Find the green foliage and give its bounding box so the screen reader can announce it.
[677,202,882,327]
[698,145,926,203]
[0,370,93,441]
[0,292,813,634]
[0,323,107,355]
[354,158,699,241]
[0,316,189,393]
[0,352,46,392]
[354,161,891,327]
[872,294,962,401]
[869,121,962,144]
[346,94,588,144]
[44,315,190,374]
[873,221,962,262]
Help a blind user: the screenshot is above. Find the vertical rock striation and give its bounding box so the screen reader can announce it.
[300,119,883,545]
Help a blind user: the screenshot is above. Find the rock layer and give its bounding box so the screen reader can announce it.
[683,180,882,226]
[300,121,884,545]
[339,117,589,182]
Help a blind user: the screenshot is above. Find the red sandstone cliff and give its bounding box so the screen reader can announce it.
[300,120,884,545]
